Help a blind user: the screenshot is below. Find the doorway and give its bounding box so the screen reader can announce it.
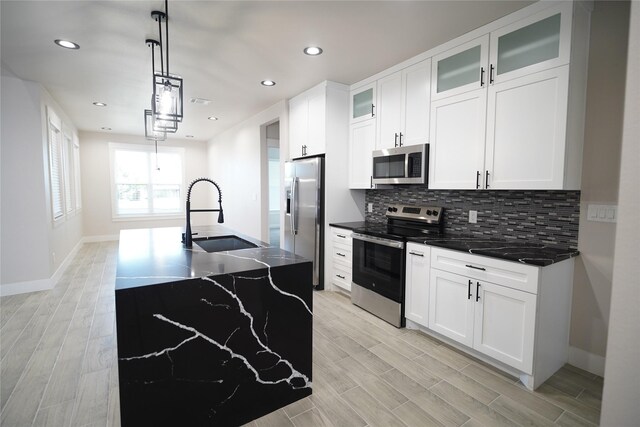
[265,121,280,247]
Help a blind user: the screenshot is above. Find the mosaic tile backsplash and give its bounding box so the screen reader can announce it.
[365,187,581,249]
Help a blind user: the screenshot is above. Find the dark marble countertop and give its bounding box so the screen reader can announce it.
[407,234,579,267]
[329,221,367,231]
[116,225,308,290]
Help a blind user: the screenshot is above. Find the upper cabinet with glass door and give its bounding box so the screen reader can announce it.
[489,2,572,85]
[432,35,489,101]
[350,82,376,124]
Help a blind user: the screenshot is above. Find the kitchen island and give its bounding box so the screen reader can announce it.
[115,226,312,426]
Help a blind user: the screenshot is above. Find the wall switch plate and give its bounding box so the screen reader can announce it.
[587,204,617,223]
[367,203,373,213]
[469,210,478,224]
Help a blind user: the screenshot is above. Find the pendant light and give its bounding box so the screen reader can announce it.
[151,1,183,129]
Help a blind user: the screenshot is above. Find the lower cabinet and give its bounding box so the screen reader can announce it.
[405,245,574,390]
[429,268,536,373]
[329,227,353,292]
[405,243,431,326]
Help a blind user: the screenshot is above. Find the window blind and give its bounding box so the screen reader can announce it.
[48,120,64,220]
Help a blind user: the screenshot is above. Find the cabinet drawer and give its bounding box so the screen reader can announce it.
[430,247,539,294]
[331,228,353,245]
[332,243,352,267]
[332,263,352,291]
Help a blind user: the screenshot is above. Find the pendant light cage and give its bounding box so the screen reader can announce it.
[144,109,167,140]
[144,0,183,137]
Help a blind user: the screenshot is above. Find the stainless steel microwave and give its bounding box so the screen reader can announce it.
[372,144,428,185]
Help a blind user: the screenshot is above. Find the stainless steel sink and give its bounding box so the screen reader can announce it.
[193,235,258,253]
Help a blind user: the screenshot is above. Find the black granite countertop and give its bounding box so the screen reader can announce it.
[329,221,367,231]
[407,234,579,267]
[116,225,308,290]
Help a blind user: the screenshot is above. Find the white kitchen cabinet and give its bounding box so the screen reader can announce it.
[489,2,572,85]
[484,66,569,189]
[427,2,587,190]
[428,268,475,347]
[376,72,402,149]
[348,119,375,189]
[329,227,353,292]
[376,59,431,150]
[422,247,574,389]
[404,243,431,327]
[428,89,487,189]
[473,280,537,372]
[432,36,489,101]
[289,82,339,160]
[350,82,376,124]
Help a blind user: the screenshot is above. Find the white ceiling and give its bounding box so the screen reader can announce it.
[1,1,533,142]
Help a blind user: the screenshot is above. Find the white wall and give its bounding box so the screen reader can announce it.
[207,101,287,241]
[1,68,51,286]
[569,0,630,375]
[600,1,640,423]
[79,132,210,239]
[1,66,83,294]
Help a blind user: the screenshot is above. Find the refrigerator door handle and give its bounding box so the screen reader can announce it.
[291,177,299,234]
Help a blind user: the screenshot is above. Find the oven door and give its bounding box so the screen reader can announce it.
[351,233,405,303]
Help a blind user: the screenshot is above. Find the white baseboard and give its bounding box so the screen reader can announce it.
[0,239,83,297]
[82,234,119,243]
[568,346,606,377]
[0,278,53,297]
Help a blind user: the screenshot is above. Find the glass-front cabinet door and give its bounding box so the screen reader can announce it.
[350,82,377,124]
[431,35,489,101]
[489,2,571,85]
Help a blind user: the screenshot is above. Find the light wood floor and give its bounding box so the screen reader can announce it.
[1,242,603,427]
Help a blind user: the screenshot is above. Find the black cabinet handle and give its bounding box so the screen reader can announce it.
[399,132,404,146]
[468,279,472,300]
[476,171,480,189]
[394,133,399,147]
[337,274,345,280]
[476,282,481,302]
[336,252,346,257]
[489,64,495,84]
[371,104,375,117]
[337,234,346,239]
[465,264,486,271]
[480,67,485,86]
[409,251,424,257]
[370,175,374,189]
[485,170,490,189]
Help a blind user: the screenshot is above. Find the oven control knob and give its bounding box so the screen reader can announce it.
[433,210,439,216]
[426,210,432,215]
[387,207,393,212]
[392,207,398,212]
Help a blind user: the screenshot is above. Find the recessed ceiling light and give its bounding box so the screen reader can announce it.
[101,127,112,131]
[304,46,323,56]
[261,80,276,87]
[54,39,80,49]
[189,98,212,105]
[93,102,107,107]
[207,116,219,121]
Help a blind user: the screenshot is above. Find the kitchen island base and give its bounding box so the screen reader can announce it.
[115,227,312,426]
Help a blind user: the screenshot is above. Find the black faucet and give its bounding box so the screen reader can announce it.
[183,178,224,248]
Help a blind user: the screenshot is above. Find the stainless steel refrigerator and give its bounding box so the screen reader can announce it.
[284,156,324,290]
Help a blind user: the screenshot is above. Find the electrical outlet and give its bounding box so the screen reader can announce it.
[587,204,617,223]
[469,210,478,224]
[367,203,373,213]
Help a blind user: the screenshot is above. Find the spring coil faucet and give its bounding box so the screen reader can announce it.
[183,178,224,248]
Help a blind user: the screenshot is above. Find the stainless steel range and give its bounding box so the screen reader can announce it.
[351,204,444,328]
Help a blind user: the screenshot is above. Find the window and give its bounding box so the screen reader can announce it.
[47,109,64,221]
[109,143,184,218]
[62,129,74,214]
[73,134,82,210]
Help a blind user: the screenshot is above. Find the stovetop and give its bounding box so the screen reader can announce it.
[353,204,444,241]
[353,224,443,241]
